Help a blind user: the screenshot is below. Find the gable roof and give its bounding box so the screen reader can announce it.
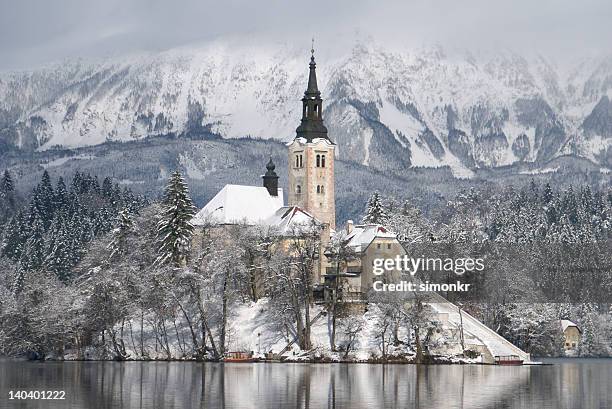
[264,206,321,235]
[561,320,581,333]
[345,224,398,253]
[192,184,284,226]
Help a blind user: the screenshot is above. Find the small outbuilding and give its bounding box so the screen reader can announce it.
[560,320,581,351]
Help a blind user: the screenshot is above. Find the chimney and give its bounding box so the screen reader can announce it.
[346,219,354,234]
[262,157,279,196]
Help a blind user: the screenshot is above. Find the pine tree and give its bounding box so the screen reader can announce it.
[108,208,134,260]
[1,211,27,259]
[363,192,389,225]
[33,170,55,228]
[21,212,46,271]
[55,176,68,211]
[45,224,73,282]
[156,171,196,266]
[0,170,14,196]
[12,267,26,296]
[101,177,113,198]
[543,183,553,204]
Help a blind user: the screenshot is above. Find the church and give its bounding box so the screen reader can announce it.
[191,49,407,297]
[192,49,335,231]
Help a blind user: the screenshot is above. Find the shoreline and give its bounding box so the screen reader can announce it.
[2,356,491,365]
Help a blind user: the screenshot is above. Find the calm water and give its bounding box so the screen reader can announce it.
[0,359,611,409]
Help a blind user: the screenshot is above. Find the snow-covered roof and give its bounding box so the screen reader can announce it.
[264,206,320,235]
[345,224,398,252]
[192,184,284,226]
[287,137,335,146]
[561,320,580,333]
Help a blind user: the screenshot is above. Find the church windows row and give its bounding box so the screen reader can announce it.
[316,185,325,194]
[295,154,303,168]
[316,154,326,168]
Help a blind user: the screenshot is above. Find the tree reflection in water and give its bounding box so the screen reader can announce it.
[0,359,611,408]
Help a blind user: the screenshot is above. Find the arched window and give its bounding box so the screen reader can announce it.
[296,185,301,194]
[295,155,299,168]
[320,185,324,194]
[314,104,318,116]
[316,185,320,194]
[316,154,320,167]
[299,155,303,167]
[321,155,326,168]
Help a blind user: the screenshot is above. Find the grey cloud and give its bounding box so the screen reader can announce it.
[1,0,611,70]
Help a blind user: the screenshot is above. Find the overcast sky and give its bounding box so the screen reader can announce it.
[1,0,611,70]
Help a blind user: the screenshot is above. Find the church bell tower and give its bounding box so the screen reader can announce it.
[287,46,336,229]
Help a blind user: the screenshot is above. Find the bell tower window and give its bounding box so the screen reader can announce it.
[321,155,326,168]
[296,185,301,194]
[316,154,320,167]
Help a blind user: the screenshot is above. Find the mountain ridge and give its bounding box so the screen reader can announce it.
[1,40,612,175]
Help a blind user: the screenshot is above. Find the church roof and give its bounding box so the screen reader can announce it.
[345,224,398,252]
[192,184,284,226]
[264,206,321,235]
[191,185,322,235]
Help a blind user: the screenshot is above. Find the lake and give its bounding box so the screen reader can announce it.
[0,359,611,408]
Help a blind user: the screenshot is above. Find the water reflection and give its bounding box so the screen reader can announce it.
[0,359,611,409]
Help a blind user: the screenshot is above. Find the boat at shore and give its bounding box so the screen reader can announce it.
[494,355,524,366]
[224,351,256,362]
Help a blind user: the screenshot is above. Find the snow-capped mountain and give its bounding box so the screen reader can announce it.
[1,39,612,174]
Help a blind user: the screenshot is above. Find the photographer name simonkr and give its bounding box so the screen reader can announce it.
[371,255,484,292]
[373,280,471,292]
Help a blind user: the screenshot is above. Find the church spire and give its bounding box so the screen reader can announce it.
[305,39,320,97]
[295,43,331,143]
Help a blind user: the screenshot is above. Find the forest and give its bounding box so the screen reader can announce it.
[0,168,611,360]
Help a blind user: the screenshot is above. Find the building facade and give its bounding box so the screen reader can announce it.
[561,320,581,353]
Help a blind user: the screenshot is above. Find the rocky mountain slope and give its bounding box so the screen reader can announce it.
[1,40,612,175]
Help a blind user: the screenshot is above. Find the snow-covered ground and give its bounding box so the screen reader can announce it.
[63,297,526,364]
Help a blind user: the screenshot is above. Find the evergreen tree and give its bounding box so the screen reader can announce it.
[101,177,113,198]
[20,212,45,271]
[363,192,389,225]
[0,170,14,196]
[543,183,553,204]
[12,267,26,296]
[156,171,196,266]
[108,209,134,260]
[45,225,73,282]
[33,170,55,228]
[55,176,68,210]
[1,211,27,259]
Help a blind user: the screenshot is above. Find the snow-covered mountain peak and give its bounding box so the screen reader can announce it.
[1,39,612,173]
